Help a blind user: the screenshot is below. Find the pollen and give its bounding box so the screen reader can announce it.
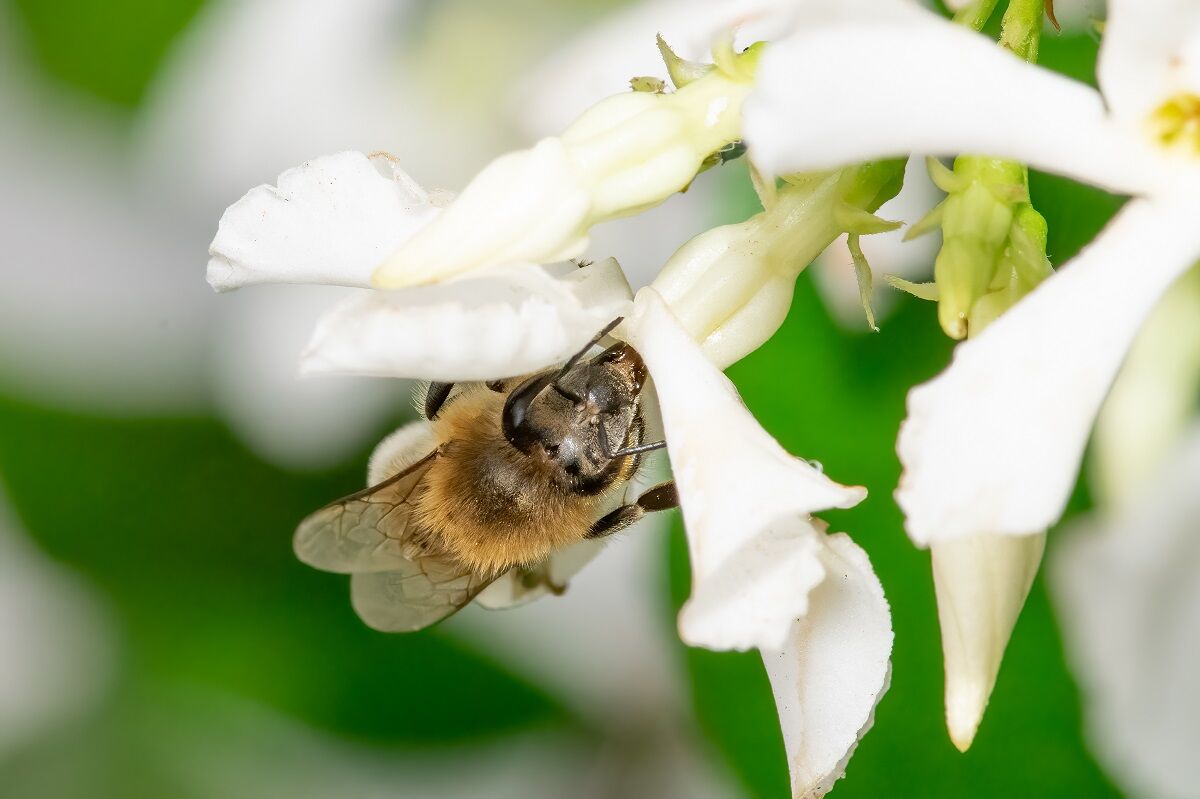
[1150,93,1200,154]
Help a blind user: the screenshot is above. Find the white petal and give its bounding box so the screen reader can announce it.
[624,289,866,652]
[744,0,1151,195]
[931,532,1045,751]
[207,151,441,291]
[1052,425,1200,799]
[374,138,592,288]
[211,285,406,469]
[897,197,1200,546]
[763,532,893,799]
[1097,0,1200,125]
[365,420,437,487]
[303,259,633,382]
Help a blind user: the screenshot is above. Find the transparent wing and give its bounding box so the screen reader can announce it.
[294,451,438,574]
[351,562,501,632]
[295,449,505,631]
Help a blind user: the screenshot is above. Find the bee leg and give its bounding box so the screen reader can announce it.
[587,481,679,539]
[423,382,454,420]
[518,563,567,595]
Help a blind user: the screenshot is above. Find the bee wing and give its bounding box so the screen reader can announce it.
[293,451,438,574]
[350,561,502,632]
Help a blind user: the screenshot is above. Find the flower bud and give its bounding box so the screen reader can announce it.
[374,44,762,289]
[932,531,1045,752]
[651,161,905,367]
[914,156,1052,338]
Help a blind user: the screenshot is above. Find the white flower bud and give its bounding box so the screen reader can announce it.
[931,532,1045,752]
[651,173,844,368]
[374,58,756,288]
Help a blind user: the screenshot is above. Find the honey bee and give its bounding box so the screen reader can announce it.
[294,319,678,632]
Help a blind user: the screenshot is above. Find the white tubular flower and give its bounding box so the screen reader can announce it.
[737,0,1200,750]
[651,162,907,368]
[208,151,633,382]
[374,47,759,289]
[651,173,843,369]
[624,289,892,798]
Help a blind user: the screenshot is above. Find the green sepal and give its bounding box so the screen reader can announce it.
[926,156,968,194]
[886,274,940,301]
[847,233,880,331]
[904,200,946,241]
[834,202,903,236]
[656,34,712,89]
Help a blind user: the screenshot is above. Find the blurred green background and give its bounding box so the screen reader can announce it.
[0,1,1125,797]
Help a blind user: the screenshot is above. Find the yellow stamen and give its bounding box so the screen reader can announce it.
[1150,93,1200,154]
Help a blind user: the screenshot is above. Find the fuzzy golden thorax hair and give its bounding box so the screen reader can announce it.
[414,386,626,576]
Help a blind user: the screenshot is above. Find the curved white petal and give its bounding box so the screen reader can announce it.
[624,289,866,652]
[207,151,441,291]
[931,532,1045,751]
[365,420,437,486]
[1052,426,1200,799]
[303,259,633,382]
[374,138,593,288]
[744,1,1151,195]
[897,197,1200,546]
[763,532,893,799]
[1098,0,1200,126]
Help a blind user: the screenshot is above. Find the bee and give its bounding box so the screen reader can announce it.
[294,319,678,632]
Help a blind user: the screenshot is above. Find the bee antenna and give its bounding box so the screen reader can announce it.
[552,317,623,383]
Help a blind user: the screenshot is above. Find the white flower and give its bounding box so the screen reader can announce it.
[214,142,895,796]
[208,151,634,381]
[732,0,1200,744]
[623,289,892,798]
[209,147,636,606]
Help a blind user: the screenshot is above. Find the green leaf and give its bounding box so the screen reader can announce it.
[8,0,206,108]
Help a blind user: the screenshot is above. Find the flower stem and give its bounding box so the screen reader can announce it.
[998,0,1044,63]
[952,0,1002,32]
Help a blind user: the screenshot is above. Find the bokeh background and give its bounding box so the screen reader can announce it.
[0,1,1178,797]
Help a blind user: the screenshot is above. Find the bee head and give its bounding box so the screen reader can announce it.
[502,341,648,493]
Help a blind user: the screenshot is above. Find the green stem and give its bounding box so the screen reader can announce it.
[998,0,1044,62]
[952,0,1002,32]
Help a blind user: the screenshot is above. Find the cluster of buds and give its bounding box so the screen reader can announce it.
[898,156,1052,339]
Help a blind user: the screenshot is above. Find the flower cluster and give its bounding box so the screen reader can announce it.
[208,0,1200,795]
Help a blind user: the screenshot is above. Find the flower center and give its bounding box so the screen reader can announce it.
[1150,93,1200,153]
